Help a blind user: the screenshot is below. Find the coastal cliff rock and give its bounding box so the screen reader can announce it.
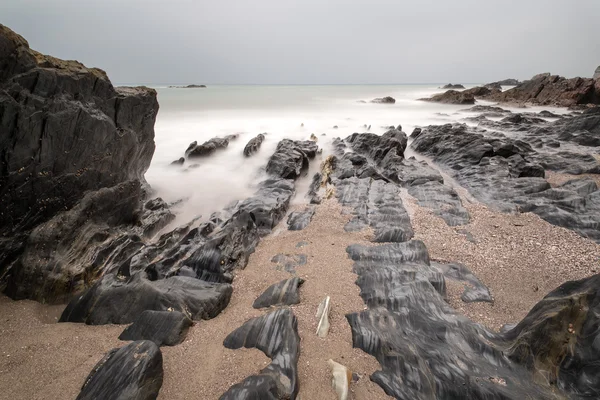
[0,24,164,302]
[593,66,600,80]
[488,73,600,107]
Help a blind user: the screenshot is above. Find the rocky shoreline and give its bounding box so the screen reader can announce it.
[1,23,600,400]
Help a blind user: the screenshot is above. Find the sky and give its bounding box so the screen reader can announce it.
[1,0,599,85]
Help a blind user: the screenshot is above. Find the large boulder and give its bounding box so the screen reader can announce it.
[370,96,396,104]
[0,24,162,302]
[441,83,465,89]
[420,89,475,104]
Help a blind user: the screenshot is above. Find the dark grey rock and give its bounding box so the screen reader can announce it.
[170,157,185,165]
[441,83,465,89]
[287,206,316,230]
[243,133,265,156]
[253,277,304,309]
[119,310,193,346]
[77,340,163,400]
[221,309,300,399]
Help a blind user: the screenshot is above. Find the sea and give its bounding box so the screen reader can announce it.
[142,84,564,228]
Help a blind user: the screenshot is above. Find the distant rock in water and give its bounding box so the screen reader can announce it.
[487,78,520,86]
[487,73,600,107]
[441,83,465,89]
[243,133,265,156]
[595,66,600,80]
[370,96,396,104]
[170,157,185,166]
[169,84,206,88]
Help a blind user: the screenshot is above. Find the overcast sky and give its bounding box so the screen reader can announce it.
[2,0,599,84]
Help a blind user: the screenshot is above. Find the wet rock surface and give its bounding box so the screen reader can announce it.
[185,135,236,158]
[119,310,192,346]
[77,340,163,400]
[253,277,304,309]
[221,308,300,399]
[346,241,600,399]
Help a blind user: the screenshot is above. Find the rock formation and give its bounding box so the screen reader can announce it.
[119,310,193,346]
[252,277,304,309]
[594,66,600,80]
[243,133,265,156]
[0,24,172,303]
[487,73,600,107]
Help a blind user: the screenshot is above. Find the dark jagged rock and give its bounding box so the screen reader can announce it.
[185,136,231,158]
[119,310,192,346]
[271,254,307,274]
[546,107,600,147]
[487,73,600,107]
[441,83,465,89]
[170,157,185,166]
[408,180,470,226]
[221,309,300,400]
[77,340,163,400]
[486,78,520,87]
[243,133,265,156]
[410,123,600,241]
[287,206,316,230]
[0,24,161,302]
[265,139,318,179]
[345,241,600,399]
[370,96,395,104]
[169,84,206,88]
[252,277,304,309]
[410,127,422,138]
[433,261,492,303]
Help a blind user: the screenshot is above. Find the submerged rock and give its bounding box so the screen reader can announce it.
[119,310,193,346]
[221,309,300,399]
[370,96,396,104]
[185,136,231,158]
[253,277,304,309]
[77,340,163,400]
[271,254,307,274]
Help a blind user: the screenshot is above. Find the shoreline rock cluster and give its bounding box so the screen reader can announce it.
[1,24,600,400]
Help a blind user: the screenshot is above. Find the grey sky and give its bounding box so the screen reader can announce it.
[2,0,599,84]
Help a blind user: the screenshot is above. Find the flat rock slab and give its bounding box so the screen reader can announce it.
[221,308,300,399]
[77,340,163,400]
[253,277,305,309]
[119,310,193,346]
[271,254,307,273]
[287,206,316,230]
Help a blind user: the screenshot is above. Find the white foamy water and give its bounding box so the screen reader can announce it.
[145,84,566,227]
